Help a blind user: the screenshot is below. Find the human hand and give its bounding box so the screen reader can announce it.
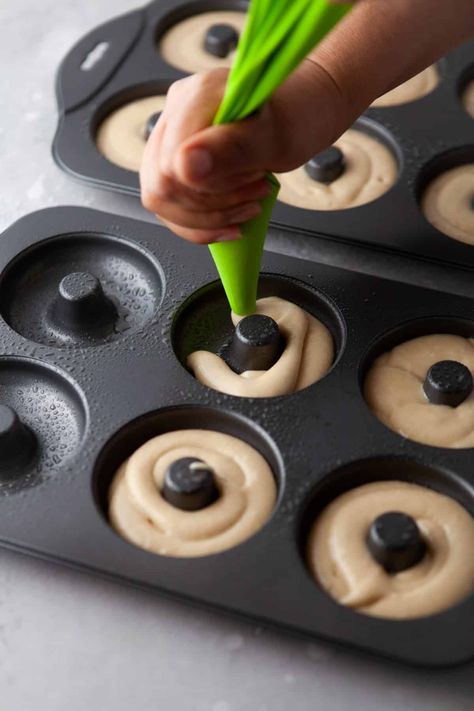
[140,0,474,244]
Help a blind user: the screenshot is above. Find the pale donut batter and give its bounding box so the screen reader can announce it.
[371,65,439,107]
[422,164,474,244]
[365,333,474,447]
[277,129,397,211]
[462,80,474,119]
[187,296,334,397]
[96,95,167,171]
[307,480,474,619]
[158,11,246,74]
[109,430,276,557]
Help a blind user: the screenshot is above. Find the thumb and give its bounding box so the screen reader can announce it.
[173,112,275,190]
[173,59,349,191]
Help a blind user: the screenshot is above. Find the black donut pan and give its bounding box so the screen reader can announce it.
[1,205,474,667]
[53,0,474,269]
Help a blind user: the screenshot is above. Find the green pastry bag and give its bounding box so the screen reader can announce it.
[208,0,351,315]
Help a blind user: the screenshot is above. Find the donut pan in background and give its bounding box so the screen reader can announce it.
[53,0,474,268]
[1,206,474,667]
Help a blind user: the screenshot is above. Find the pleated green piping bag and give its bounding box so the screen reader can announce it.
[208,0,351,315]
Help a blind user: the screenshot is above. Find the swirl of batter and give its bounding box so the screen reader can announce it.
[463,80,474,119]
[96,95,167,171]
[307,480,474,619]
[421,164,474,245]
[371,65,439,108]
[109,429,276,557]
[158,11,246,74]
[187,296,334,397]
[364,333,474,447]
[277,129,397,211]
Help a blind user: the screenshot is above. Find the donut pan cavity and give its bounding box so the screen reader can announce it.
[0,232,163,348]
[1,206,474,667]
[53,1,474,268]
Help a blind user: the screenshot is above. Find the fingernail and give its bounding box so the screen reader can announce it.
[213,233,242,243]
[187,148,213,179]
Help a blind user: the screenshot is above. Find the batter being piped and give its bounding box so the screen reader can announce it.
[188,296,334,397]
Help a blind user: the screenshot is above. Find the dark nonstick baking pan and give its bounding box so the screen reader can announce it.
[53,1,474,270]
[0,205,473,667]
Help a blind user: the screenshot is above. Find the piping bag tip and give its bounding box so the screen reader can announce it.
[206,0,351,316]
[208,173,280,316]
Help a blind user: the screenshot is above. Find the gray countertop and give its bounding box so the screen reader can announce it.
[0,2,473,709]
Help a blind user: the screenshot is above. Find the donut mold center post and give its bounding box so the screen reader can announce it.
[162,457,219,511]
[222,314,285,374]
[0,404,37,479]
[144,111,162,140]
[51,271,118,336]
[366,511,427,574]
[304,146,346,184]
[423,359,473,407]
[204,23,239,58]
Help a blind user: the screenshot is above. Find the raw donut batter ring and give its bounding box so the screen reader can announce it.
[158,11,246,74]
[364,333,474,447]
[371,65,439,108]
[421,164,474,245]
[277,129,398,211]
[96,95,167,171]
[109,429,276,557]
[187,296,334,397]
[307,480,474,619]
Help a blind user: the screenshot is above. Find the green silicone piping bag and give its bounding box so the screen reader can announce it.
[208,0,351,315]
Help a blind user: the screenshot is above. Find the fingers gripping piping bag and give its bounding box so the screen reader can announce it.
[209,0,351,315]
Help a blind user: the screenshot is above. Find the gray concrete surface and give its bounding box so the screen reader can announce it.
[0,2,473,709]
